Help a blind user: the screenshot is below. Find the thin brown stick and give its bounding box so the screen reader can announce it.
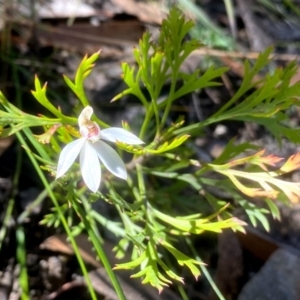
[194,48,300,61]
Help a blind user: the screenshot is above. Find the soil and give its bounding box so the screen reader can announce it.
[1,0,300,299]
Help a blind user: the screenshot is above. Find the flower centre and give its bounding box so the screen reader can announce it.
[78,106,101,142]
[80,121,101,142]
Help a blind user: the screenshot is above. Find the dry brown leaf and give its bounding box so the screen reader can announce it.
[40,233,101,268]
[110,0,165,24]
[34,18,143,56]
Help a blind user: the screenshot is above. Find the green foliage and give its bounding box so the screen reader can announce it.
[32,76,64,118]
[1,6,300,299]
[175,0,235,49]
[64,52,99,106]
[112,7,228,138]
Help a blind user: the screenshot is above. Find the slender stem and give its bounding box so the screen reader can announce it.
[139,105,153,140]
[16,132,98,300]
[150,83,160,136]
[160,84,175,130]
[152,97,161,136]
[10,140,28,299]
[0,141,22,250]
[74,198,127,300]
[77,82,89,107]
[186,238,225,300]
[159,63,179,131]
[0,197,14,251]
[16,226,29,300]
[177,284,189,300]
[136,164,146,203]
[135,163,150,232]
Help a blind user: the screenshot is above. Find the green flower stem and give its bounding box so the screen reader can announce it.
[152,96,160,136]
[139,105,154,140]
[185,238,225,300]
[116,206,140,236]
[16,132,98,300]
[11,141,28,298]
[173,111,243,135]
[91,210,126,237]
[0,139,22,251]
[136,164,146,203]
[136,164,150,230]
[126,175,143,203]
[0,115,77,133]
[0,197,14,251]
[177,284,189,300]
[76,84,89,107]
[159,69,178,131]
[0,91,77,126]
[73,198,127,300]
[105,181,142,235]
[16,226,29,300]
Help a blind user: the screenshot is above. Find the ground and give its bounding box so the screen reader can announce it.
[1,0,300,299]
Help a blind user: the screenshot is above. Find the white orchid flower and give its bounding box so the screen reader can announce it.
[56,106,144,192]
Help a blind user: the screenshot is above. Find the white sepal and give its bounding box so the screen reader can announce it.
[56,138,85,179]
[93,140,127,180]
[100,128,144,145]
[80,141,101,193]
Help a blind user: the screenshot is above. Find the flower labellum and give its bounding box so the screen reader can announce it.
[56,106,144,192]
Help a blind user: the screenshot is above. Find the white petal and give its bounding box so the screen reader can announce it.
[78,106,93,127]
[56,138,85,179]
[92,140,127,180]
[100,128,144,145]
[80,141,101,193]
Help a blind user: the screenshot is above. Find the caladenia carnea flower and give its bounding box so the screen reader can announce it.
[56,106,144,192]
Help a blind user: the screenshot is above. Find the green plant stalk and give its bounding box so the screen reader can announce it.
[160,58,180,131]
[174,106,271,135]
[141,49,160,134]
[116,205,140,236]
[136,163,147,203]
[0,138,22,251]
[223,0,236,37]
[16,226,29,300]
[104,182,142,236]
[139,105,154,140]
[138,98,166,139]
[13,60,29,300]
[0,197,14,252]
[152,96,161,136]
[135,163,150,237]
[72,198,127,300]
[148,81,160,136]
[177,284,189,300]
[77,83,89,107]
[91,210,126,237]
[16,132,98,300]
[162,251,189,299]
[136,68,150,109]
[258,0,285,15]
[8,131,28,298]
[283,0,300,17]
[176,0,225,35]
[185,238,225,300]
